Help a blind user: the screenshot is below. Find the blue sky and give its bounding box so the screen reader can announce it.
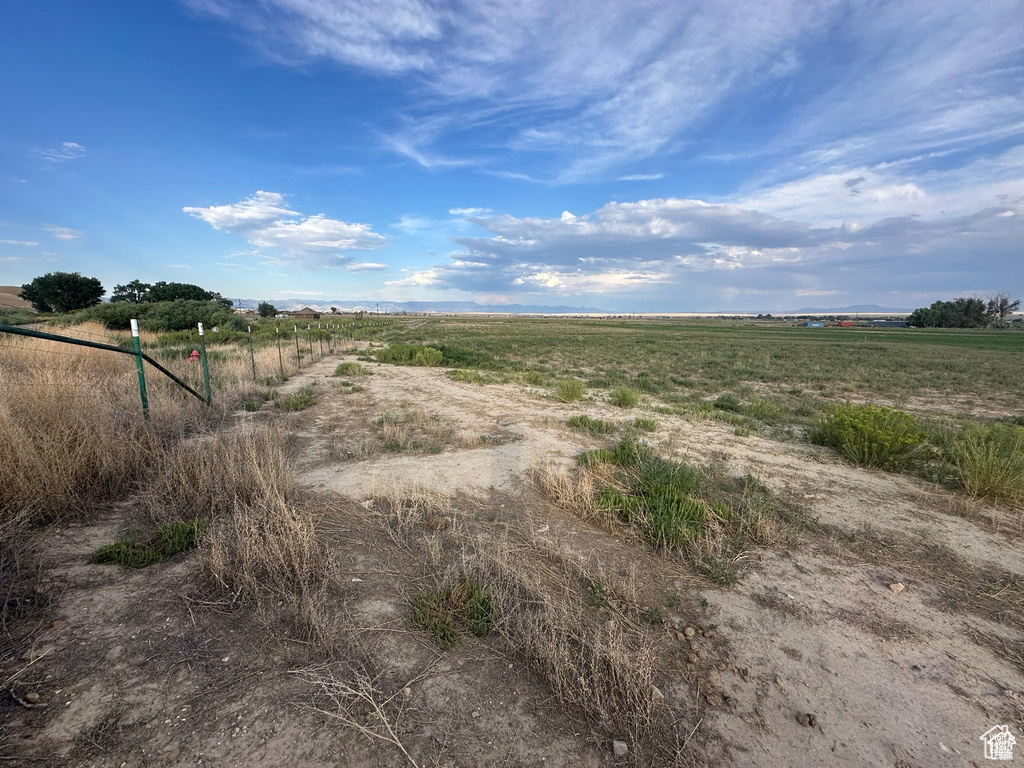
[1,0,1022,312]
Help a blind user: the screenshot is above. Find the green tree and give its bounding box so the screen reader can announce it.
[908,298,989,328]
[110,279,151,303]
[147,281,214,302]
[257,301,277,318]
[19,272,104,313]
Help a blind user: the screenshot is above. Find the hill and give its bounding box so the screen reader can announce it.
[0,285,35,311]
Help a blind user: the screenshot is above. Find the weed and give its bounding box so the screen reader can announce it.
[448,368,486,384]
[577,449,616,467]
[665,592,680,608]
[943,422,1024,504]
[413,347,444,367]
[734,426,751,437]
[555,379,587,403]
[243,400,261,412]
[587,581,609,607]
[810,402,927,471]
[411,578,498,649]
[633,417,657,432]
[337,380,353,387]
[645,607,663,624]
[567,414,618,435]
[713,393,743,412]
[277,385,317,412]
[610,386,640,408]
[93,520,206,568]
[334,362,364,377]
[523,371,546,386]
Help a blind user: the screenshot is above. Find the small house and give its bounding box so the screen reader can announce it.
[286,307,321,320]
[803,321,824,327]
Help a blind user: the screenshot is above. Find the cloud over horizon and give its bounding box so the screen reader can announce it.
[183,191,389,270]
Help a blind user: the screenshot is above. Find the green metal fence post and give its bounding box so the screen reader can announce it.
[276,325,284,380]
[307,324,313,360]
[294,324,301,369]
[318,322,324,356]
[130,318,150,419]
[198,322,212,405]
[247,326,257,382]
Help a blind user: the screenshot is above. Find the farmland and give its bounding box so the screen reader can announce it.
[2,315,1022,766]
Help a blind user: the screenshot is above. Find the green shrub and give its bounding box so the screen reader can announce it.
[0,308,38,326]
[413,347,443,367]
[744,397,788,424]
[334,362,364,376]
[610,386,640,408]
[633,417,657,432]
[945,422,1024,503]
[243,400,261,412]
[411,578,497,649]
[567,414,617,435]
[277,385,317,412]
[810,402,926,470]
[93,520,206,568]
[713,393,743,412]
[555,379,587,403]
[523,371,546,386]
[734,426,751,437]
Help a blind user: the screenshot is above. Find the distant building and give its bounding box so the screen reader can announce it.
[803,321,824,327]
[837,320,855,327]
[866,320,908,328]
[285,307,322,319]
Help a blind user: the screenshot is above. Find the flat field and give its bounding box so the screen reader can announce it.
[3,316,1022,767]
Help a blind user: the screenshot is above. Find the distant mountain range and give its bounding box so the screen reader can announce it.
[791,304,911,314]
[237,299,609,314]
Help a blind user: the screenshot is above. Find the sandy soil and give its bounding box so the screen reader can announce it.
[6,347,1022,766]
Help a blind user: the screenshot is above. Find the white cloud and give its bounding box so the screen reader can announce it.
[166,263,191,269]
[618,173,664,181]
[386,269,440,287]
[46,225,83,240]
[393,214,432,234]
[0,239,38,246]
[184,190,388,269]
[348,262,389,272]
[449,207,492,217]
[32,141,85,163]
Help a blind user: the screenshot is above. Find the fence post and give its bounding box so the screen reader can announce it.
[294,324,301,369]
[276,325,284,380]
[198,322,212,405]
[307,324,313,361]
[247,326,257,382]
[130,318,149,420]
[318,322,324,356]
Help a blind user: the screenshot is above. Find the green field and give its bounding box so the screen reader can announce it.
[384,318,1024,417]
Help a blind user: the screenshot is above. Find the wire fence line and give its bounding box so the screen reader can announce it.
[0,318,398,419]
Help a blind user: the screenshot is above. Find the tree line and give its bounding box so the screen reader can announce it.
[18,272,232,314]
[908,294,1020,328]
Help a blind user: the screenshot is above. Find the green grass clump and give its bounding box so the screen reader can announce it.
[448,369,486,383]
[610,386,640,408]
[577,449,616,467]
[523,371,546,386]
[243,400,261,412]
[633,417,657,432]
[411,578,498,649]
[334,361,364,376]
[712,393,743,412]
[276,385,317,412]
[810,402,927,471]
[413,347,444,367]
[93,520,206,568]
[943,422,1024,504]
[555,379,587,403]
[743,397,788,424]
[567,414,617,435]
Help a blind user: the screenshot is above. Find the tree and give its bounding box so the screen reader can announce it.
[908,297,989,328]
[986,293,1021,328]
[19,272,104,313]
[330,306,339,314]
[147,281,215,302]
[110,279,151,303]
[257,301,277,318]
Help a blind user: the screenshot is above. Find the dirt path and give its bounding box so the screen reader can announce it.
[10,348,1022,767]
[278,352,1024,766]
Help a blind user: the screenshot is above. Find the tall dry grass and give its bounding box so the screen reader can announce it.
[0,321,340,635]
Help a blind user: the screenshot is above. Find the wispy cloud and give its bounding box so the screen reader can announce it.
[166,263,192,269]
[183,190,389,269]
[46,225,83,240]
[348,262,389,272]
[32,141,86,163]
[618,174,664,181]
[0,239,39,246]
